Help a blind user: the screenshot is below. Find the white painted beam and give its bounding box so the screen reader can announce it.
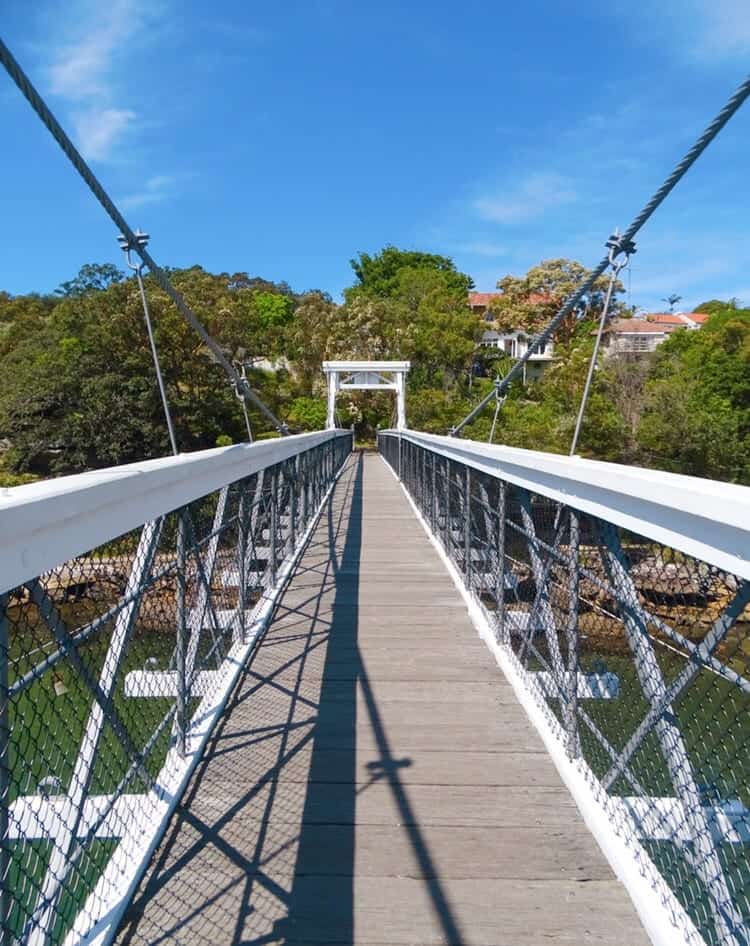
[8,794,147,842]
[612,796,750,844]
[123,670,221,698]
[532,671,620,700]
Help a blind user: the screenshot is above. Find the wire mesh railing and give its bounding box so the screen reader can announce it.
[379,429,750,946]
[0,431,351,946]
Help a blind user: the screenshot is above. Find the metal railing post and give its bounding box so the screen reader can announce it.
[565,508,581,758]
[237,483,249,641]
[397,434,403,481]
[431,451,437,532]
[175,511,188,757]
[442,459,450,550]
[495,481,507,644]
[464,466,472,586]
[270,468,278,586]
[301,450,309,531]
[290,456,299,552]
[0,594,9,946]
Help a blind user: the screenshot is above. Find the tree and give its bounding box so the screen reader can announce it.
[661,294,682,313]
[285,291,339,396]
[55,262,124,297]
[636,310,750,481]
[346,246,473,301]
[0,267,295,473]
[490,258,625,343]
[345,248,479,380]
[598,354,652,461]
[693,298,740,316]
[284,396,327,431]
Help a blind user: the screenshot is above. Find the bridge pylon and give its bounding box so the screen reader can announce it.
[322,360,410,430]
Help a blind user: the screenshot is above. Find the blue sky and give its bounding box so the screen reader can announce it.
[2,0,749,311]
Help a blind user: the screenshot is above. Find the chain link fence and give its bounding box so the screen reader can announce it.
[380,431,750,946]
[0,433,351,946]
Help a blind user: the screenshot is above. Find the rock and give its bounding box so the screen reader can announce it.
[630,557,703,599]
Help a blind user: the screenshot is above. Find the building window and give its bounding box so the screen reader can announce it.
[624,335,653,352]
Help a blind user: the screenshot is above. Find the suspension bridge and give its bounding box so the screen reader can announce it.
[1,33,750,946]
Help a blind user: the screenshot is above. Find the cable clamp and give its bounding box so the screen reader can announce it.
[117,230,150,271]
[606,230,637,272]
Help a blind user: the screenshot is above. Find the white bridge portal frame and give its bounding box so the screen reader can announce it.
[322,360,410,430]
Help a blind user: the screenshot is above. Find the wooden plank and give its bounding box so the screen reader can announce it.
[191,783,586,831]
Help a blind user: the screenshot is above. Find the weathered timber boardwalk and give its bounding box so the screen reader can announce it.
[116,452,649,946]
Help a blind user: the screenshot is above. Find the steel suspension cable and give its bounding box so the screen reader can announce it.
[450,72,750,437]
[0,36,287,435]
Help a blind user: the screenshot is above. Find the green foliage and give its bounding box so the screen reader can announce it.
[0,469,39,487]
[0,268,293,473]
[252,291,294,329]
[491,258,625,342]
[693,299,740,316]
[1,251,747,486]
[486,335,627,460]
[284,397,327,432]
[347,245,473,301]
[56,263,124,297]
[636,310,750,481]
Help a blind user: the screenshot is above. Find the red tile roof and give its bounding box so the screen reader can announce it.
[468,292,502,307]
[604,319,669,334]
[644,312,710,325]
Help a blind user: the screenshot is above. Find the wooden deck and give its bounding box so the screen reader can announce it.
[116,452,650,946]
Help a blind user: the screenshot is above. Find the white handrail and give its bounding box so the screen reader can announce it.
[380,430,750,580]
[0,430,350,593]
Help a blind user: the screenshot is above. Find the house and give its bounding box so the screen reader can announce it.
[469,291,556,380]
[600,312,709,356]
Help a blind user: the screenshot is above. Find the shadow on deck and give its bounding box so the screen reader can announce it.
[115,452,648,946]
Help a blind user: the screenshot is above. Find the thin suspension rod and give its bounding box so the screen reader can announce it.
[135,265,179,455]
[450,73,750,437]
[569,252,629,456]
[0,36,287,435]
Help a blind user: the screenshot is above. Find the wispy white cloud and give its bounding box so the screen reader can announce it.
[473,172,577,224]
[685,0,750,59]
[48,1,136,100]
[611,0,750,62]
[71,107,136,161]
[44,0,159,161]
[119,174,177,210]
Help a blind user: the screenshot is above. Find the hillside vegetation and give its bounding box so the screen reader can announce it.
[1,248,748,484]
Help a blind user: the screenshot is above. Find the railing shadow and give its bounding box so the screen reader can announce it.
[114,458,358,945]
[116,452,464,945]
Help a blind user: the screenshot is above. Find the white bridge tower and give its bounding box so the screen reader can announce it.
[322,360,410,430]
